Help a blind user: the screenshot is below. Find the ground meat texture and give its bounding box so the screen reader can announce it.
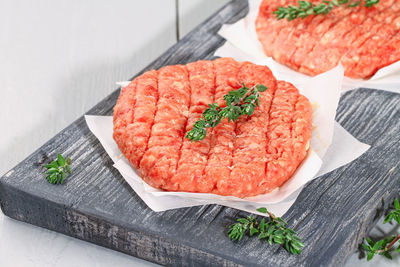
[293,5,352,72]
[113,58,312,198]
[172,60,216,192]
[300,5,366,75]
[349,7,400,77]
[255,0,295,59]
[256,0,400,79]
[205,58,241,195]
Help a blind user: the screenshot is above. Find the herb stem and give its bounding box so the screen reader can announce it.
[265,210,279,224]
[274,0,380,21]
[236,85,258,105]
[228,207,303,255]
[377,235,400,254]
[185,83,268,142]
[270,214,280,224]
[43,153,72,184]
[362,198,400,261]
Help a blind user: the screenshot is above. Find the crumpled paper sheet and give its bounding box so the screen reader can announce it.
[215,0,400,94]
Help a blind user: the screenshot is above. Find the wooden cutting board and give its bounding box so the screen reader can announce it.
[1,1,399,266]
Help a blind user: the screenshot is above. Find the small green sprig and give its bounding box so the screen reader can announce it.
[44,153,71,184]
[227,207,304,255]
[362,198,400,261]
[186,84,268,142]
[274,0,380,21]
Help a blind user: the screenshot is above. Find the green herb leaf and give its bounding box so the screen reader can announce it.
[186,84,268,142]
[259,218,266,231]
[366,237,374,247]
[278,217,288,225]
[46,168,58,174]
[256,84,268,92]
[384,214,393,224]
[362,243,371,251]
[43,154,72,185]
[257,207,268,213]
[367,251,374,261]
[394,198,400,210]
[362,197,400,261]
[237,218,249,224]
[365,0,380,7]
[382,251,392,260]
[45,162,58,169]
[258,232,267,240]
[373,240,384,251]
[227,207,303,255]
[274,0,380,21]
[57,153,65,166]
[250,225,259,236]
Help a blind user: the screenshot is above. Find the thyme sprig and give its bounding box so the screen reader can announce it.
[362,198,400,261]
[186,83,268,142]
[44,153,71,184]
[274,0,380,21]
[228,207,304,255]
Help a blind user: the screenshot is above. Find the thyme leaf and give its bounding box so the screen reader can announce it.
[274,0,380,21]
[362,198,400,261]
[44,153,71,184]
[227,207,304,255]
[185,84,268,142]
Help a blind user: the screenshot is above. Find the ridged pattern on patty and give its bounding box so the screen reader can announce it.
[113,58,312,198]
[256,0,400,78]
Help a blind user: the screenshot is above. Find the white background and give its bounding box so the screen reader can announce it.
[0,0,397,266]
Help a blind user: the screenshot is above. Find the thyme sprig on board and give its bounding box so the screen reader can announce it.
[228,207,304,255]
[44,153,71,184]
[274,0,380,21]
[362,198,400,261]
[185,84,268,142]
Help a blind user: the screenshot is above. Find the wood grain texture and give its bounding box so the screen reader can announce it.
[1,0,400,266]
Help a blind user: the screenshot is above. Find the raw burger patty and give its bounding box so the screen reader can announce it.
[113,58,312,198]
[256,0,400,78]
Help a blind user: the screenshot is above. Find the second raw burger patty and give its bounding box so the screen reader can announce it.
[113,58,312,198]
[256,0,400,79]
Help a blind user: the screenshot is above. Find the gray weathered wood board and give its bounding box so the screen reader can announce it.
[1,0,400,266]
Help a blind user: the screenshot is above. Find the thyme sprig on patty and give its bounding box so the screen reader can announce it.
[274,0,380,21]
[186,83,268,142]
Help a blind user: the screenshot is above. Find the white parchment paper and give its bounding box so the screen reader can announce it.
[85,64,370,217]
[215,0,400,93]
